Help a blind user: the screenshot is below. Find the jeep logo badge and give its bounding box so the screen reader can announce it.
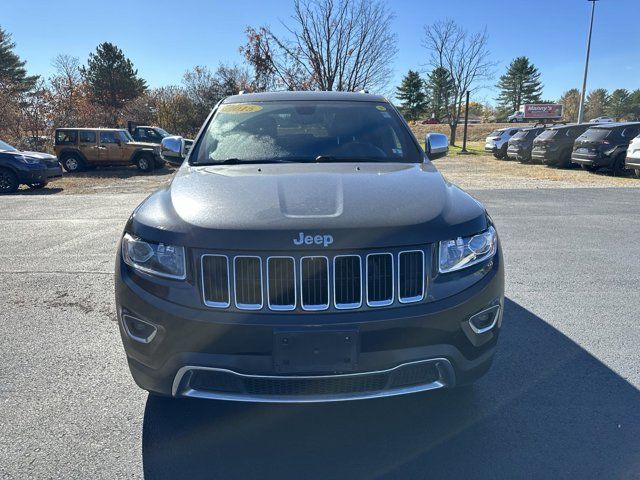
[293,232,334,247]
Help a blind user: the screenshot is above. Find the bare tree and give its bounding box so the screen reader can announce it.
[422,19,494,145]
[241,0,397,92]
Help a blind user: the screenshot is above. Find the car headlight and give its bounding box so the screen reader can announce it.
[439,226,497,274]
[16,154,40,165]
[122,233,186,279]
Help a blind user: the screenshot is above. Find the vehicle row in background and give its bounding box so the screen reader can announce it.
[0,139,62,194]
[484,120,640,177]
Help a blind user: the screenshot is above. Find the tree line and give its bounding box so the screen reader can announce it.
[2,0,640,151]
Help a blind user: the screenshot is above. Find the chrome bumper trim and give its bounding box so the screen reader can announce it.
[171,358,455,403]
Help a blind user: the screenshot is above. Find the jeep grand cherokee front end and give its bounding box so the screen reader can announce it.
[115,91,504,402]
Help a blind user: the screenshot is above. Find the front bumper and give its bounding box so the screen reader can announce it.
[116,250,504,402]
[484,143,497,153]
[507,146,530,161]
[16,164,62,184]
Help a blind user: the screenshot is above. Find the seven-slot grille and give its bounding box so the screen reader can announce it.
[201,250,426,311]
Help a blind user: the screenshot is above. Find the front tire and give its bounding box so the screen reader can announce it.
[62,154,84,173]
[0,168,19,194]
[136,154,153,172]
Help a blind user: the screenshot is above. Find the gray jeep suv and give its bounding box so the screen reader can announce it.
[115,91,504,402]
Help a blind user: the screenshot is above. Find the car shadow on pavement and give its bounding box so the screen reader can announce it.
[13,187,64,195]
[141,298,640,480]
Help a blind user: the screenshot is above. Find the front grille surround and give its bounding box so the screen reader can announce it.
[366,253,394,307]
[201,247,428,312]
[300,256,330,311]
[234,256,263,310]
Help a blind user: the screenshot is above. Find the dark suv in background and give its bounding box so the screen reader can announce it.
[531,124,590,168]
[571,122,640,174]
[506,126,546,162]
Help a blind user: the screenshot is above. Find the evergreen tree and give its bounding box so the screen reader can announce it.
[584,88,609,120]
[605,88,630,120]
[425,66,453,121]
[0,26,38,91]
[395,70,427,121]
[628,89,640,121]
[81,42,146,125]
[558,88,581,122]
[496,56,543,112]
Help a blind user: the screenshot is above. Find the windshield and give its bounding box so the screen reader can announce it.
[579,128,611,142]
[193,101,421,164]
[511,131,528,140]
[0,140,17,151]
[536,129,558,141]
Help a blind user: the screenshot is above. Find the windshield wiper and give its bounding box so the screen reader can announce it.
[197,158,294,165]
[314,155,391,163]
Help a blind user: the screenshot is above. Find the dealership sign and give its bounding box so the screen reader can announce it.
[523,104,563,119]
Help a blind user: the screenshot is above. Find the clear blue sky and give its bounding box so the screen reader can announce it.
[3,0,639,104]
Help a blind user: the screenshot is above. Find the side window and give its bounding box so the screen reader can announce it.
[55,130,77,145]
[146,129,160,139]
[137,129,148,139]
[509,130,518,136]
[100,131,117,144]
[79,131,96,143]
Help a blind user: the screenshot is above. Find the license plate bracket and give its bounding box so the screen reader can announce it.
[273,329,358,374]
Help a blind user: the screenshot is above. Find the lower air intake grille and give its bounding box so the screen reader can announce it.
[183,360,442,399]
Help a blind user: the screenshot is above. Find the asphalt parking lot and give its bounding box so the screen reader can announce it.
[1,187,639,479]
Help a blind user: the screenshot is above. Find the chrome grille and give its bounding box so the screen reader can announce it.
[398,250,425,303]
[201,249,426,311]
[366,253,394,307]
[201,255,230,307]
[300,256,329,311]
[334,255,362,309]
[234,256,263,309]
[267,257,296,311]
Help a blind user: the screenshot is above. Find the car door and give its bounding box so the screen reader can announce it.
[77,130,99,164]
[99,131,125,164]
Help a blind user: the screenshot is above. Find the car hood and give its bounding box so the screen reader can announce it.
[129,162,488,250]
[20,151,57,160]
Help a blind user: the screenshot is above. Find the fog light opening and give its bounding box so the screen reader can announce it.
[122,313,157,344]
[468,305,500,335]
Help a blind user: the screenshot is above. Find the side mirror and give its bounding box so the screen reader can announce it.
[161,136,185,162]
[425,133,449,160]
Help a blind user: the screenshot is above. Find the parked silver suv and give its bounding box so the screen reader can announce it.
[484,127,523,159]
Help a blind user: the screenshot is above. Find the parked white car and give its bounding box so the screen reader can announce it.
[589,116,615,123]
[625,134,640,178]
[484,127,523,159]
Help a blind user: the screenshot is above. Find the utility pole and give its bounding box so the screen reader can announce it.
[577,0,598,124]
[461,91,470,153]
